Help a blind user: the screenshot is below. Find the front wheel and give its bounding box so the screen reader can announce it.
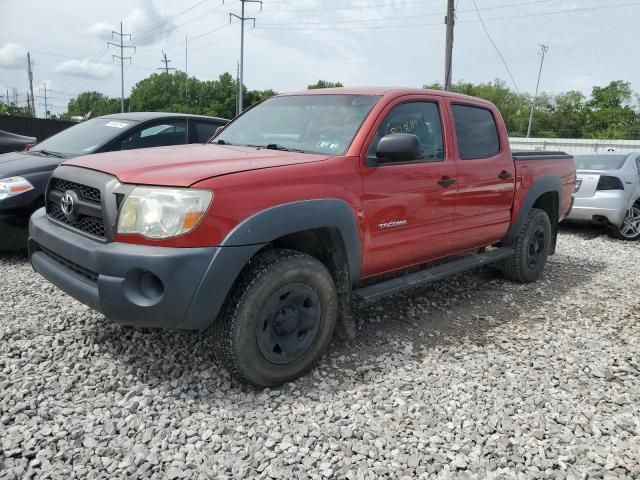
[501,208,552,283]
[607,204,640,241]
[213,249,338,387]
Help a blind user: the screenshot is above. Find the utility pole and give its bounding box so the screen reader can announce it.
[5,89,8,105]
[444,0,455,91]
[526,44,549,138]
[158,50,175,74]
[27,52,36,116]
[37,82,52,119]
[108,22,135,113]
[236,61,240,116]
[230,0,262,113]
[185,36,189,102]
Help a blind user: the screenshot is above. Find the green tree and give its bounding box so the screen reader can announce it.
[128,71,276,119]
[0,102,33,117]
[63,91,121,119]
[548,91,587,138]
[584,81,638,139]
[308,80,344,89]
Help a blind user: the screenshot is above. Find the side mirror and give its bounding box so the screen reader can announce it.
[375,134,421,163]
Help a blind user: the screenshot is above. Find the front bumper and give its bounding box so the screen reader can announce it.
[565,191,627,227]
[0,210,31,250]
[29,208,262,330]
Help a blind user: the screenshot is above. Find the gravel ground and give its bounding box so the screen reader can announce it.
[1,225,638,479]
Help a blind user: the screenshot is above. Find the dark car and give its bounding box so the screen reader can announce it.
[0,112,227,249]
[0,129,36,154]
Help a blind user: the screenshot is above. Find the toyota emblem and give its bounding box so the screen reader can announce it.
[61,191,74,216]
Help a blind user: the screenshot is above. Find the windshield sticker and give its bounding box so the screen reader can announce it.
[105,121,129,128]
[317,141,340,150]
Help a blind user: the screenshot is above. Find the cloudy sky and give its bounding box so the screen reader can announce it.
[1,0,639,116]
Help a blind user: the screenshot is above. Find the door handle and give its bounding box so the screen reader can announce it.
[437,176,456,187]
[498,170,513,181]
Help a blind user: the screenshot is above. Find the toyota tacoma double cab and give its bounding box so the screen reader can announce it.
[28,88,575,386]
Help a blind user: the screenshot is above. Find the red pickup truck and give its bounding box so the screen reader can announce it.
[28,88,575,386]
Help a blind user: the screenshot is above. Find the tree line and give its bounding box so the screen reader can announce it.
[424,79,640,139]
[3,72,639,140]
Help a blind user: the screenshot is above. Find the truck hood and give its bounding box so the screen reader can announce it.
[63,143,331,186]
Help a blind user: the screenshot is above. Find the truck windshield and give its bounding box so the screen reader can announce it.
[575,155,627,170]
[31,118,139,156]
[214,94,381,155]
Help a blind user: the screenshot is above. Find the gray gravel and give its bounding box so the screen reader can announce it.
[1,225,639,479]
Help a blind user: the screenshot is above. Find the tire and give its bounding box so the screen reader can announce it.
[501,208,552,283]
[607,204,640,241]
[213,249,338,387]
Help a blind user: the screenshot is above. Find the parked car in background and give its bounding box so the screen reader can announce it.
[0,129,36,154]
[0,112,228,249]
[29,87,575,386]
[565,153,640,240]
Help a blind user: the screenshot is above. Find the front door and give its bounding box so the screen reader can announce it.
[360,99,458,278]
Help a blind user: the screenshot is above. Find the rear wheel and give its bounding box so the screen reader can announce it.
[213,249,338,387]
[607,204,640,241]
[501,208,551,283]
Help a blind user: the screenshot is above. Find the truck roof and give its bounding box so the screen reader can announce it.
[279,87,495,106]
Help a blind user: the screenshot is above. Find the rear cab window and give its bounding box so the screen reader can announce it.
[451,104,500,159]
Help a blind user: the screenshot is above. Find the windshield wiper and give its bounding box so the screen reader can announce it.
[263,143,306,153]
[34,149,66,159]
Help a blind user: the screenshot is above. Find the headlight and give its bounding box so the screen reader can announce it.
[0,177,35,201]
[117,187,213,239]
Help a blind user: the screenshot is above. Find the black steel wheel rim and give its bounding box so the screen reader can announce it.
[527,227,546,269]
[256,282,322,365]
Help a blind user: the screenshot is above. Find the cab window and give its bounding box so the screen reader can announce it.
[451,105,500,159]
[117,121,187,150]
[367,102,445,162]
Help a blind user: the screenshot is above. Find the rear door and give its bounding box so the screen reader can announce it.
[360,97,458,278]
[447,102,515,251]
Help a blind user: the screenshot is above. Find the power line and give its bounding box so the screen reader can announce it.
[471,0,520,92]
[257,1,640,30]
[259,0,553,25]
[230,0,262,114]
[134,0,210,37]
[108,22,136,113]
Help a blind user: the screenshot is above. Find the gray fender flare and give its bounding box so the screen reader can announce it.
[503,175,563,245]
[182,199,361,330]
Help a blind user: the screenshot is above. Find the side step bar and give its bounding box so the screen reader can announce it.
[354,247,514,303]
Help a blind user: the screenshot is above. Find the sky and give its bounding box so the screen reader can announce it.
[1,0,639,116]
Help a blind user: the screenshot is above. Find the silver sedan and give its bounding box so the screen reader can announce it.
[566,153,640,240]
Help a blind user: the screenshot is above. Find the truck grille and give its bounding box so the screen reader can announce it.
[46,177,106,240]
[47,201,106,238]
[50,178,101,204]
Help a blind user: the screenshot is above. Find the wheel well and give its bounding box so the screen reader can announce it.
[532,191,559,254]
[270,228,356,338]
[271,228,349,285]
